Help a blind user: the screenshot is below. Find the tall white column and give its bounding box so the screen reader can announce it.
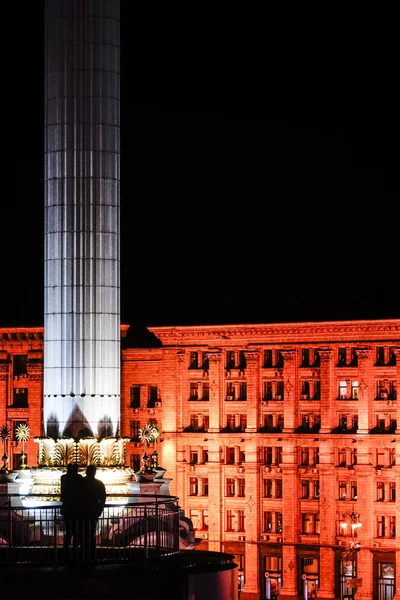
[44,0,120,439]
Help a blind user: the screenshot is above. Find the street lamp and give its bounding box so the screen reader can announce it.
[340,507,362,584]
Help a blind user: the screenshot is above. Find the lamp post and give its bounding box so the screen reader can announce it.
[340,506,362,591]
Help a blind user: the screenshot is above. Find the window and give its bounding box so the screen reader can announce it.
[263,381,273,400]
[301,381,310,398]
[376,449,386,467]
[190,477,198,495]
[302,480,310,499]
[190,449,199,464]
[202,383,209,400]
[300,414,320,432]
[377,515,386,537]
[130,420,140,441]
[226,351,235,370]
[389,482,396,502]
[190,351,199,369]
[338,348,346,366]
[201,352,209,370]
[226,478,235,497]
[351,481,357,500]
[264,414,274,432]
[226,509,235,531]
[301,447,310,466]
[377,481,385,501]
[351,381,358,399]
[339,381,347,399]
[190,383,199,400]
[147,386,158,407]
[338,448,347,467]
[238,510,245,532]
[301,349,310,367]
[390,516,396,537]
[264,446,282,465]
[226,447,235,465]
[276,381,284,399]
[376,347,385,366]
[276,479,282,498]
[238,351,247,370]
[349,349,358,366]
[339,480,347,500]
[239,382,247,400]
[129,454,140,472]
[264,479,273,498]
[276,351,284,368]
[238,478,245,497]
[130,385,140,408]
[313,350,320,367]
[13,355,28,377]
[263,350,273,368]
[12,388,28,408]
[313,381,321,400]
[339,415,347,433]
[302,513,320,535]
[226,383,235,401]
[314,480,320,499]
[264,447,273,465]
[226,509,244,532]
[388,347,396,366]
[202,478,209,496]
[190,414,199,431]
[263,511,282,533]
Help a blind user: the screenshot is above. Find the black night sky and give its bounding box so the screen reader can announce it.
[2,3,398,330]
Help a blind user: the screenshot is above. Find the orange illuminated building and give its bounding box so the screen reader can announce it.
[1,318,399,600]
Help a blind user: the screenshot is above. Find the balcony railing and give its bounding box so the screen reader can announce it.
[0,493,180,568]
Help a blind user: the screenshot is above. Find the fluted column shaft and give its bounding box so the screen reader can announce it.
[44,0,120,438]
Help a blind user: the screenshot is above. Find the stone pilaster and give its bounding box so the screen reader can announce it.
[207,352,222,433]
[281,350,296,432]
[207,439,222,552]
[354,348,372,434]
[241,460,260,599]
[0,352,8,426]
[280,442,299,598]
[244,351,259,433]
[318,348,334,434]
[393,348,400,435]
[318,442,337,599]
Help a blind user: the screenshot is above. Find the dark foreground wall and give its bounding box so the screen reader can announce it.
[0,550,238,600]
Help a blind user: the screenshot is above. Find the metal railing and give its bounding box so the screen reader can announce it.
[0,493,180,568]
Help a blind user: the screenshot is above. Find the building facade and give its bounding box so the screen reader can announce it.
[1,319,399,600]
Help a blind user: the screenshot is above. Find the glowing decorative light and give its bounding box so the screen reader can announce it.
[15,423,30,469]
[0,425,11,473]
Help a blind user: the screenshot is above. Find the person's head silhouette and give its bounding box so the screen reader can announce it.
[66,463,78,475]
[86,465,97,477]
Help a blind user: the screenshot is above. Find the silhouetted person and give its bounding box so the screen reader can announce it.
[60,463,83,560]
[80,465,106,562]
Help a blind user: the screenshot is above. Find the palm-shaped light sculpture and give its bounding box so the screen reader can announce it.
[138,423,155,473]
[15,423,29,469]
[0,425,11,473]
[150,424,161,471]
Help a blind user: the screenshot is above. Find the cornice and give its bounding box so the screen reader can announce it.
[148,319,400,346]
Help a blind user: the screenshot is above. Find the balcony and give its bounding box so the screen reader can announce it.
[0,493,180,567]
